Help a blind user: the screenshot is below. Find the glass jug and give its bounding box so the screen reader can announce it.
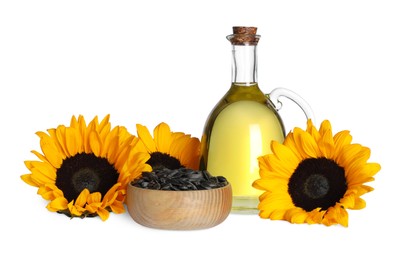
[199,27,314,214]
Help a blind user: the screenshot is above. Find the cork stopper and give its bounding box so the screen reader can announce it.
[227,26,260,45]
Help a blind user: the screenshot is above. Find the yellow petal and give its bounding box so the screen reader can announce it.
[283,132,302,160]
[85,203,102,213]
[102,183,120,205]
[323,204,349,227]
[47,197,68,212]
[355,163,381,181]
[118,127,135,147]
[109,201,125,214]
[339,192,355,209]
[332,130,352,161]
[352,197,366,209]
[47,128,68,158]
[87,192,102,204]
[359,184,374,194]
[334,130,352,144]
[69,115,78,127]
[253,178,288,193]
[89,131,101,156]
[258,192,293,211]
[252,179,266,191]
[318,120,333,138]
[38,184,63,200]
[347,164,379,187]
[293,128,319,158]
[80,118,92,154]
[30,167,55,185]
[65,127,81,156]
[39,134,63,169]
[20,174,38,187]
[68,201,85,217]
[114,145,131,172]
[336,207,349,227]
[103,134,119,163]
[306,208,325,224]
[96,207,110,221]
[26,160,56,177]
[269,209,288,220]
[99,125,111,144]
[136,124,157,152]
[318,129,335,158]
[286,208,308,224]
[306,119,320,140]
[98,114,111,133]
[265,153,294,178]
[88,115,99,129]
[75,189,90,207]
[31,150,48,164]
[153,122,172,153]
[336,143,362,170]
[55,125,69,157]
[271,141,300,172]
[179,137,201,169]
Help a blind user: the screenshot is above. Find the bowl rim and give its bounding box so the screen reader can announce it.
[128,181,231,193]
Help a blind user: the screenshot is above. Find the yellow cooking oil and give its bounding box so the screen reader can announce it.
[200,83,285,213]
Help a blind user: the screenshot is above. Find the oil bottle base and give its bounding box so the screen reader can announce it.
[230,196,260,214]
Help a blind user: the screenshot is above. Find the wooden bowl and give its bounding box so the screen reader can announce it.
[126,183,232,230]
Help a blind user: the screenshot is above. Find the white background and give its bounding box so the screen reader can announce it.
[1,0,400,259]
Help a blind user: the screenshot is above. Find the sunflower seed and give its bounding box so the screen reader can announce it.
[131,167,228,191]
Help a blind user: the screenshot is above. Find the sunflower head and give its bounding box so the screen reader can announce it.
[253,119,381,227]
[21,115,151,221]
[133,122,201,171]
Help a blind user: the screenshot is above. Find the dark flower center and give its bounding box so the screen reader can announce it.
[288,157,347,211]
[147,152,184,170]
[56,153,119,202]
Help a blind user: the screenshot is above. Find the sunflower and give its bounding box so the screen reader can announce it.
[21,115,151,221]
[133,122,201,170]
[253,119,380,227]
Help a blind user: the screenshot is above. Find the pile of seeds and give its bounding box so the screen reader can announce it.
[131,168,228,191]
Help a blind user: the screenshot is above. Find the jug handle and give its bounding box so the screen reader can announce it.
[266,87,315,122]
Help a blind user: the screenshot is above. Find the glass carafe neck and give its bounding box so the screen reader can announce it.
[227,26,260,86]
[231,44,258,85]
